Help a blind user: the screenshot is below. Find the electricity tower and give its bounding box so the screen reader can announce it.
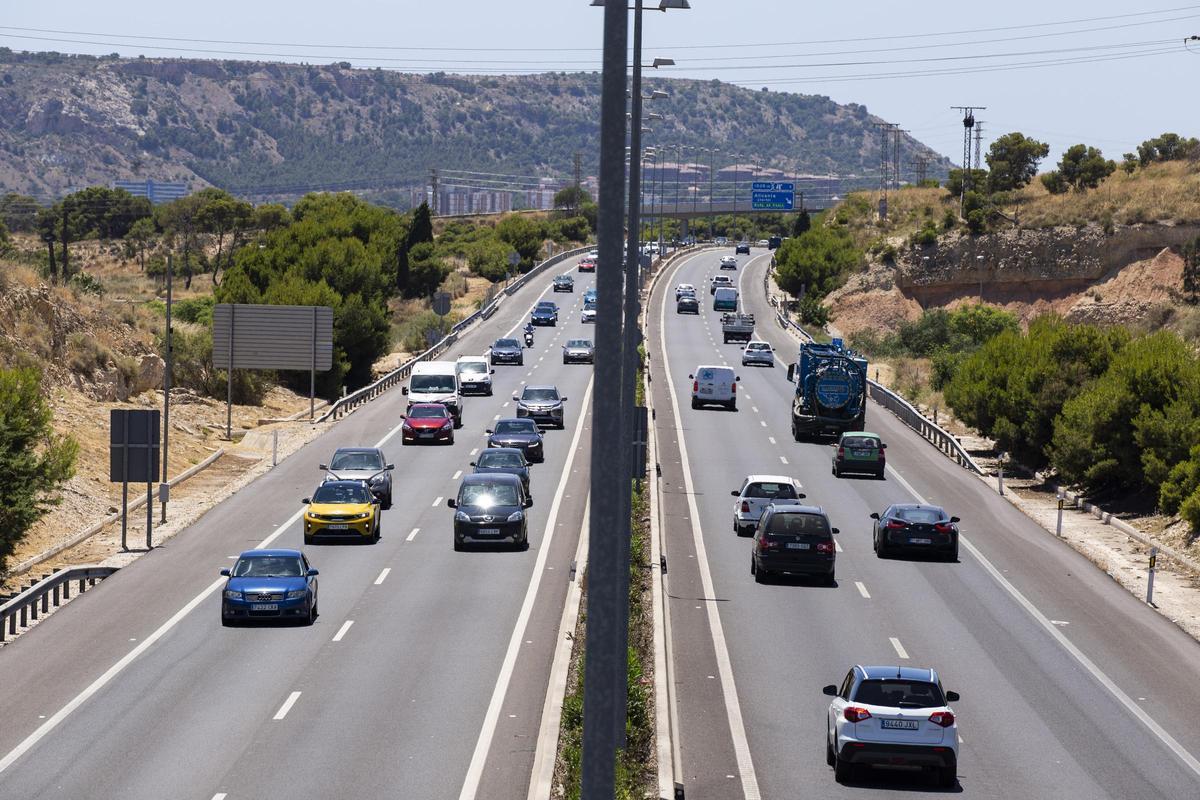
[951,106,986,214]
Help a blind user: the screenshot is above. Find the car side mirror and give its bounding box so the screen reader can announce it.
[401,386,408,395]
[870,512,880,520]
[798,493,807,499]
[447,498,457,508]
[220,568,231,577]
[945,691,960,702]
[485,429,494,434]
[731,490,740,497]
[688,374,694,380]
[736,376,741,382]
[490,368,496,374]
[307,568,320,577]
[469,461,477,467]
[561,397,568,402]
[950,516,960,523]
[881,443,888,449]
[302,498,311,505]
[523,497,533,508]
[822,684,838,696]
[831,528,840,535]
[512,396,519,402]
[318,464,328,471]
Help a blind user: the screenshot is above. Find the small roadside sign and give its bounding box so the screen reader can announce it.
[432,291,452,316]
[507,251,521,267]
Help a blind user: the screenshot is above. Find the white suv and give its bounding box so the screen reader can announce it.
[823,665,960,788]
[731,475,805,536]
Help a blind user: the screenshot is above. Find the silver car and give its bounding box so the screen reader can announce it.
[514,385,568,429]
[563,339,595,364]
[321,447,395,508]
[741,340,775,367]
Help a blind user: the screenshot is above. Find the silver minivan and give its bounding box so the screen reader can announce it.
[689,365,738,411]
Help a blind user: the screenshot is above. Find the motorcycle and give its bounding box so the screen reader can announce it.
[523,330,535,348]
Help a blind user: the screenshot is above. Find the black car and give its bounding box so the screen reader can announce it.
[531,301,559,326]
[676,295,699,314]
[872,504,960,561]
[490,338,524,366]
[735,241,751,255]
[486,418,545,462]
[751,504,838,585]
[448,473,532,550]
[553,275,575,292]
[470,447,531,498]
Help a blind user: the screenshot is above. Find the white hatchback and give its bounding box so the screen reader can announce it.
[824,665,960,788]
[731,474,805,536]
[689,365,738,411]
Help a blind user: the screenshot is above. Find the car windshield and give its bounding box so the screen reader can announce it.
[895,507,946,524]
[460,483,520,507]
[409,405,448,419]
[745,482,799,500]
[232,556,304,578]
[479,452,525,468]
[536,302,556,311]
[522,388,560,402]
[495,420,538,434]
[746,343,770,351]
[567,340,592,348]
[458,362,487,375]
[495,339,519,349]
[843,436,879,449]
[585,301,597,310]
[765,512,830,537]
[411,374,456,393]
[312,483,372,504]
[329,451,382,470]
[854,680,945,709]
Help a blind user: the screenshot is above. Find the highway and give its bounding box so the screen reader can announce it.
[648,247,1200,799]
[0,258,599,800]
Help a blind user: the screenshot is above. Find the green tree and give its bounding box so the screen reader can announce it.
[253,203,292,232]
[1040,171,1068,195]
[791,209,811,237]
[0,366,78,574]
[773,224,859,299]
[553,185,592,214]
[495,214,544,270]
[985,132,1050,192]
[124,217,157,273]
[1137,132,1200,166]
[945,168,989,198]
[1182,236,1200,304]
[1054,144,1116,192]
[466,239,514,281]
[156,194,207,289]
[1121,153,1138,174]
[195,189,253,284]
[549,215,590,244]
[406,242,450,297]
[0,193,41,233]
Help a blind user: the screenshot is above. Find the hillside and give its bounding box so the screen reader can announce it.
[0,49,952,202]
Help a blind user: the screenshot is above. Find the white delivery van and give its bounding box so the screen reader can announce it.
[455,355,494,396]
[403,361,463,427]
[689,365,739,411]
[713,287,739,312]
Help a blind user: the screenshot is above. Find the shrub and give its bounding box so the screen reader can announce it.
[798,294,829,326]
[69,272,104,296]
[172,296,215,325]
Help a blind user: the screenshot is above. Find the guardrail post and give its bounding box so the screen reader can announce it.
[53,584,61,607]
[21,604,28,626]
[41,592,48,614]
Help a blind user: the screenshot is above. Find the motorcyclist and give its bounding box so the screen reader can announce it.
[523,322,535,346]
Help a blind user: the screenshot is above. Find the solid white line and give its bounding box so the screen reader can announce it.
[374,568,390,585]
[452,470,462,480]
[470,448,479,456]
[406,527,420,542]
[657,251,762,799]
[332,620,354,642]
[273,691,301,720]
[432,496,443,507]
[459,375,596,800]
[375,419,408,448]
[890,637,910,660]
[779,456,788,465]
[855,581,871,599]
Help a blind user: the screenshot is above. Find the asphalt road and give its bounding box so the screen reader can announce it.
[649,248,1200,799]
[0,258,600,800]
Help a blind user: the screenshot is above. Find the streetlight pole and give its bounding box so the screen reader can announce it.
[161,253,173,523]
[708,146,717,239]
[673,144,683,244]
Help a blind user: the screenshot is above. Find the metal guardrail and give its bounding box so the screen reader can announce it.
[317,245,590,422]
[0,565,118,643]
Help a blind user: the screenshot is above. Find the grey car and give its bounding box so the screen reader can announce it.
[321,447,395,508]
[563,338,595,364]
[741,340,775,367]
[470,447,531,498]
[491,337,524,366]
[515,385,568,428]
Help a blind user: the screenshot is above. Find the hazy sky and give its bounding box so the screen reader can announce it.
[4,1,1198,167]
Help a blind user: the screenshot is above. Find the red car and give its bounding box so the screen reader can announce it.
[401,403,455,445]
[577,258,596,273]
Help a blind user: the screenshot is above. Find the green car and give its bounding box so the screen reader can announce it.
[832,432,886,479]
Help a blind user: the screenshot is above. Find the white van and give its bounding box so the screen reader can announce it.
[403,361,463,427]
[713,287,738,312]
[689,365,738,411]
[455,355,494,396]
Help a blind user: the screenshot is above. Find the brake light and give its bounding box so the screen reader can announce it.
[693,380,699,393]
[731,382,737,393]
[758,538,777,551]
[929,711,955,728]
[885,520,906,529]
[816,541,834,554]
[838,446,845,459]
[740,501,750,513]
[934,522,954,533]
[844,707,872,723]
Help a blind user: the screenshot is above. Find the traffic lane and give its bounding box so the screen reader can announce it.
[737,252,1200,763]
[0,259,592,771]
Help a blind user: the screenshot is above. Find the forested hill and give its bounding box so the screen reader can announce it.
[0,49,952,203]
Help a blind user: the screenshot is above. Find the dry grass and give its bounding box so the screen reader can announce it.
[835,187,952,252]
[1013,160,1200,229]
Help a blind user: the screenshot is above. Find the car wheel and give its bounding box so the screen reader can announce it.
[948,540,959,562]
[833,752,855,784]
[518,358,524,366]
[372,524,381,544]
[305,600,316,626]
[750,556,756,576]
[826,734,836,767]
[826,569,836,587]
[877,538,889,559]
[937,766,957,788]
[486,387,494,397]
[304,534,315,546]
[832,464,840,478]
[384,492,393,510]
[453,539,464,552]
[754,563,768,584]
[691,398,700,409]
[728,401,737,411]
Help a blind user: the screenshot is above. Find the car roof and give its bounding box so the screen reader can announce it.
[238,548,302,558]
[565,340,593,346]
[694,364,734,372]
[317,479,371,489]
[767,503,825,514]
[332,446,380,454]
[523,384,559,392]
[494,417,538,426]
[478,447,525,457]
[859,665,939,683]
[494,338,519,346]
[745,474,798,485]
[841,431,881,439]
[461,472,523,486]
[888,503,947,513]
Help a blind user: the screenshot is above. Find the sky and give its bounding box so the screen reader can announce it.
[3,0,1198,168]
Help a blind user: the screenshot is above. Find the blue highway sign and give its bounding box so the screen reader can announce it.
[751,190,795,210]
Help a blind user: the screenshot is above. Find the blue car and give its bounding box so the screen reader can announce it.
[531,301,559,326]
[221,549,319,626]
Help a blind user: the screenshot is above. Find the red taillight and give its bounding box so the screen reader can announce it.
[844,707,872,723]
[929,711,955,728]
[758,538,776,551]
[740,500,750,513]
[885,520,906,529]
[731,382,737,393]
[693,380,699,393]
[837,446,845,459]
[934,522,954,533]
[816,541,834,553]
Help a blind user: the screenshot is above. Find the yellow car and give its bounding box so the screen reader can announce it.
[302,480,381,544]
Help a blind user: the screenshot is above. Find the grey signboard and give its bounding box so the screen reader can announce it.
[213,304,334,371]
[110,409,160,483]
[432,291,452,316]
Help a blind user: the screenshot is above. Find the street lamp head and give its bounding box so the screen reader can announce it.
[648,90,669,99]
[646,112,664,121]
[650,58,675,68]
[658,0,691,9]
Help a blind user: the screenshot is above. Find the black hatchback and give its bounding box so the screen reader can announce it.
[470,447,531,498]
[491,338,524,365]
[751,504,838,585]
[486,418,545,462]
[448,473,532,550]
[872,504,960,561]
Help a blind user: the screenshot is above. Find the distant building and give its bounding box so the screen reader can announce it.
[113,179,190,204]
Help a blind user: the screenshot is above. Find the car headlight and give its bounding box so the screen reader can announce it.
[507,511,524,523]
[223,590,241,600]
[286,589,308,599]
[370,474,386,484]
[356,512,372,520]
[455,510,471,522]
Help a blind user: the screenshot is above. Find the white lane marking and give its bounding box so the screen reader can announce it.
[406,527,420,542]
[752,406,759,413]
[834,539,843,553]
[493,414,501,421]
[503,402,510,408]
[886,462,1200,778]
[890,637,910,660]
[855,581,871,599]
[374,568,391,585]
[759,420,767,427]
[332,620,354,642]
[432,496,443,507]
[779,456,788,465]
[768,436,776,445]
[656,251,762,800]
[0,276,568,775]
[470,448,478,456]
[212,795,227,800]
[273,691,302,720]
[452,470,462,480]
[458,376,596,800]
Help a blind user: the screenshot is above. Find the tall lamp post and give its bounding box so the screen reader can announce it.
[707,146,717,239]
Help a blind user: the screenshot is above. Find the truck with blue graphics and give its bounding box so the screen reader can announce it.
[785,338,867,439]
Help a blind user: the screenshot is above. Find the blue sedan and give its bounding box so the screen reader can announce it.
[221,549,319,626]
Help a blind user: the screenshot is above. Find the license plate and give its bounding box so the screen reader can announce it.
[786,542,810,550]
[419,432,434,437]
[251,603,278,611]
[880,719,919,730]
[477,528,501,536]
[852,449,871,457]
[326,524,348,530]
[910,538,932,545]
[700,388,712,394]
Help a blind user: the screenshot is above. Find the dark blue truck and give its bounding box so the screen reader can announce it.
[786,339,867,439]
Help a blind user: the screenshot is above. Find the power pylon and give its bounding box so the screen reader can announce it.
[951,106,986,214]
